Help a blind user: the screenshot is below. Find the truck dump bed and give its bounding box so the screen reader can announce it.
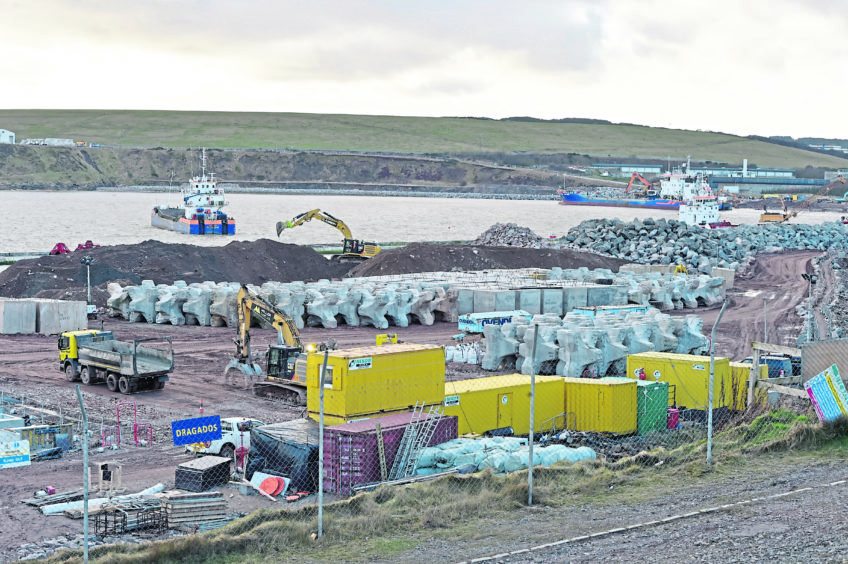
[78,338,174,377]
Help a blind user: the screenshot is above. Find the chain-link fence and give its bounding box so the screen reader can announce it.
[4,334,839,562]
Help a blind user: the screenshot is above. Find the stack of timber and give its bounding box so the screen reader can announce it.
[159,490,229,530]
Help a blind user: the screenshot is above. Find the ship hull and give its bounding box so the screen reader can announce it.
[558,191,682,209]
[151,208,236,235]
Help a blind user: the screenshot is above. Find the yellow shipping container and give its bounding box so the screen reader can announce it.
[306,344,445,425]
[626,352,746,411]
[730,361,768,406]
[562,377,637,434]
[443,375,565,436]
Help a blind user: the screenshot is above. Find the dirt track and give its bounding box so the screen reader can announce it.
[0,250,827,560]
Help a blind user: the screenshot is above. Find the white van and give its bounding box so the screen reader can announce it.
[185,417,264,459]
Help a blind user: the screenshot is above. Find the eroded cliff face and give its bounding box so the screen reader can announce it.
[0,145,567,191]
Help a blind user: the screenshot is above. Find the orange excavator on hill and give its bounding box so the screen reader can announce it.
[625,173,658,197]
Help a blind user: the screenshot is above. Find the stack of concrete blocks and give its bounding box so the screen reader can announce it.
[480,307,709,378]
[104,266,727,330]
[0,298,86,335]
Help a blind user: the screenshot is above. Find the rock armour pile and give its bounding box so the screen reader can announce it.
[563,218,848,271]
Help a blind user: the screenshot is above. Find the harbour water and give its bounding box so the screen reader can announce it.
[4,190,847,254]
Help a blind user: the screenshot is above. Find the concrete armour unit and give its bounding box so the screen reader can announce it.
[385,288,413,328]
[126,281,157,323]
[183,286,212,326]
[517,323,560,375]
[358,288,391,329]
[32,299,87,334]
[481,322,520,371]
[0,299,37,334]
[336,287,362,326]
[305,288,340,328]
[432,287,458,322]
[557,328,603,378]
[155,286,189,325]
[409,288,437,325]
[209,284,237,327]
[107,282,132,319]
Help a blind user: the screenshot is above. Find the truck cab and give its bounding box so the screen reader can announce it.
[58,330,115,374]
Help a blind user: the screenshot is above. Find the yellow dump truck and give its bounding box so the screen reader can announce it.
[306,343,445,425]
[59,330,174,394]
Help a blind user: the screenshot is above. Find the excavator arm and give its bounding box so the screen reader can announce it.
[625,173,657,196]
[276,209,353,239]
[276,209,381,261]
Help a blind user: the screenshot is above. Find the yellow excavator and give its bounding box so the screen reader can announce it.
[759,175,845,224]
[276,209,381,261]
[223,284,308,403]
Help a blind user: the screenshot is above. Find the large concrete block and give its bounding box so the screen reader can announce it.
[0,299,36,334]
[516,289,541,315]
[712,267,735,289]
[562,286,588,313]
[456,289,475,315]
[586,285,628,307]
[541,288,564,315]
[474,289,516,312]
[32,299,87,334]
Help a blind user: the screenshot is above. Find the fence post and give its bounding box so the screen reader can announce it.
[528,323,539,506]
[318,350,329,538]
[74,385,89,564]
[707,300,728,467]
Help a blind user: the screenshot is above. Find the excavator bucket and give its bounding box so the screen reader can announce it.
[275,221,287,237]
[224,357,263,389]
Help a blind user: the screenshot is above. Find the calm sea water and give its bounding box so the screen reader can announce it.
[4,190,846,254]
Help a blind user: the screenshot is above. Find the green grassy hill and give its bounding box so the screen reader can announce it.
[0,110,845,169]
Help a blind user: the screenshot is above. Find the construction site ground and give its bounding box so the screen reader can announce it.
[0,248,828,559]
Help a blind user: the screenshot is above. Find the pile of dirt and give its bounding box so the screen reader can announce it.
[346,242,628,277]
[0,234,629,306]
[0,239,351,303]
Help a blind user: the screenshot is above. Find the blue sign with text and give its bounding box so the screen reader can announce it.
[171,415,222,446]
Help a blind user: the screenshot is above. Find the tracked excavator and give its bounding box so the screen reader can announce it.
[223,284,309,404]
[759,175,845,223]
[276,209,381,262]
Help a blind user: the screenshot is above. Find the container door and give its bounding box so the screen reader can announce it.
[497,393,513,430]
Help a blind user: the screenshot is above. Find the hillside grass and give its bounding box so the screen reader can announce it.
[1,110,845,169]
[45,411,848,564]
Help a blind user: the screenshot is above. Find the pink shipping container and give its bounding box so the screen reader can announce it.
[324,411,458,495]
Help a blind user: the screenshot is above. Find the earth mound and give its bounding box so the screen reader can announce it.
[0,239,351,303]
[346,241,628,277]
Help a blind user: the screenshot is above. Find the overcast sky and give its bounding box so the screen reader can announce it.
[3,0,846,139]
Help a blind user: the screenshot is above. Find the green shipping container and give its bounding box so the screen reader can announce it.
[636,380,669,435]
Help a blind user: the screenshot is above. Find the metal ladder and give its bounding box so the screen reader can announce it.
[388,402,426,481]
[400,406,443,479]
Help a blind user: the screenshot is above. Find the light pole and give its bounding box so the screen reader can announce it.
[80,256,94,318]
[801,273,818,342]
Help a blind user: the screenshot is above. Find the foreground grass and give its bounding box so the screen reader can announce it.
[47,411,848,563]
[1,110,845,169]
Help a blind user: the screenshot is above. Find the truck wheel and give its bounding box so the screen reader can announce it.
[80,367,96,385]
[106,373,118,392]
[219,444,235,460]
[118,375,131,394]
[65,364,77,382]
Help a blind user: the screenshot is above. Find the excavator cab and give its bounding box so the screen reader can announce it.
[266,345,301,382]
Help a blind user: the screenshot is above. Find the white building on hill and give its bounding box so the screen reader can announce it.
[0,129,15,144]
